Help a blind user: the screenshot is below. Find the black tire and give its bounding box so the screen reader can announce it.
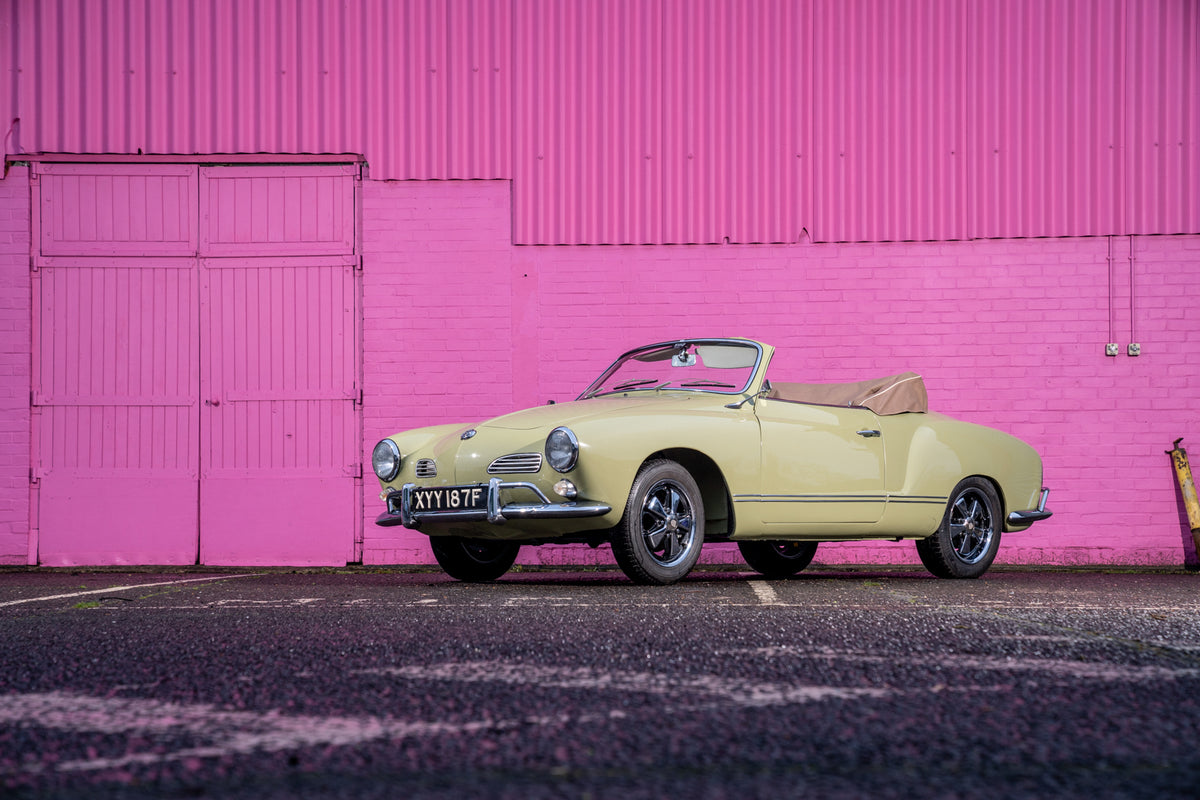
[738,541,819,578]
[611,459,705,585]
[916,477,1002,579]
[429,537,520,582]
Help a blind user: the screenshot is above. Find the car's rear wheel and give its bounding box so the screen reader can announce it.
[916,477,1002,579]
[430,537,520,582]
[612,459,705,585]
[738,541,818,578]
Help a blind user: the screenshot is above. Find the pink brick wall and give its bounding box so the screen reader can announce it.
[0,167,30,564]
[361,180,516,564]
[361,181,1200,569]
[2,176,1195,568]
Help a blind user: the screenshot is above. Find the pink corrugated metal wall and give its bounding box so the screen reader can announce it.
[513,0,1198,243]
[513,0,812,245]
[4,0,511,180]
[3,0,1195,243]
[1126,0,1199,235]
[968,0,1127,239]
[811,0,967,243]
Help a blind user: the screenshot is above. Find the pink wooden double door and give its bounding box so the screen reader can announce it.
[32,163,361,565]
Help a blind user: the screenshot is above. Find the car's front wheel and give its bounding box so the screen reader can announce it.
[916,477,1002,579]
[612,459,705,585]
[430,537,520,582]
[738,541,818,578]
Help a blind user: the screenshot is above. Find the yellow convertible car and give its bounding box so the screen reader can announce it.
[373,338,1051,585]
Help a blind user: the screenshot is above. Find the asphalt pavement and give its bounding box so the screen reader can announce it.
[1,566,1199,799]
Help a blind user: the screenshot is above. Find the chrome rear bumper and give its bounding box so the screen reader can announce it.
[375,477,611,529]
[1007,488,1052,526]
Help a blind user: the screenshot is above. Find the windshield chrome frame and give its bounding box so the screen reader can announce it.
[578,338,766,401]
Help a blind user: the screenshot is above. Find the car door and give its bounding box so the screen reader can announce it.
[751,396,887,526]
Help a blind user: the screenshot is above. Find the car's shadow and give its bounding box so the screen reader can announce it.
[483,567,940,587]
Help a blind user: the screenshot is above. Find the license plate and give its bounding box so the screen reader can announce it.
[411,485,486,513]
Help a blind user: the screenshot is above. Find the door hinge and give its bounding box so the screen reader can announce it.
[29,468,39,486]
[356,255,364,272]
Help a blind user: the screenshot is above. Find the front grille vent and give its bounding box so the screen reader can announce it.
[487,453,543,474]
[415,459,438,478]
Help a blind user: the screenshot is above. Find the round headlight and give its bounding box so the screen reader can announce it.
[545,427,579,473]
[372,439,402,482]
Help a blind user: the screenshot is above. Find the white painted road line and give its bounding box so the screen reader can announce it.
[358,662,890,707]
[0,573,267,608]
[749,581,783,606]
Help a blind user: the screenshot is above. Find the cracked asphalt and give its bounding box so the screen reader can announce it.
[1,567,1198,799]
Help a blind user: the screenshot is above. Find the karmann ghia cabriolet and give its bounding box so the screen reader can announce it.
[373,338,1051,585]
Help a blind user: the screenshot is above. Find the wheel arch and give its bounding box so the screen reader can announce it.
[647,447,734,538]
[960,472,1007,527]
[904,416,1042,532]
[916,474,1005,578]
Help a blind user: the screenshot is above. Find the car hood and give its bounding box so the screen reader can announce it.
[478,393,725,431]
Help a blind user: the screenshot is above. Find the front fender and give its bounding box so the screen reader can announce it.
[374,423,474,489]
[569,404,761,520]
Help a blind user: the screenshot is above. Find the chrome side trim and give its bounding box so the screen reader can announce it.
[732,493,945,506]
[733,494,888,504]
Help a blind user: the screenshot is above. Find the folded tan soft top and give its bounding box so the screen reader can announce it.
[767,372,928,415]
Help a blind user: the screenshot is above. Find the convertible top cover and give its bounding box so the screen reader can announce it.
[767,372,928,415]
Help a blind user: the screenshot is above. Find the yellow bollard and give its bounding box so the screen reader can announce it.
[1167,438,1200,557]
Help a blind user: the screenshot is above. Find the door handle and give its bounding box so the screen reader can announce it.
[205,399,221,407]
[856,429,881,438]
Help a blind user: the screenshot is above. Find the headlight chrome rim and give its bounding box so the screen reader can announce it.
[545,427,579,473]
[372,439,402,482]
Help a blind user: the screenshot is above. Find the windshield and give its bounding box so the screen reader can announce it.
[580,340,762,399]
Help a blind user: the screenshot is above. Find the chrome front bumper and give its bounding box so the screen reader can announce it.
[375,477,612,529]
[1007,488,1052,526]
